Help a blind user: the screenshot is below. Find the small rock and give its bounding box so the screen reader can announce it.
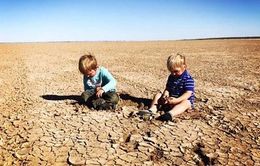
[207,153,219,159]
[143,136,157,144]
[179,145,185,154]
[138,102,145,110]
[15,148,30,160]
[112,143,119,149]
[208,105,214,110]
[143,161,153,165]
[175,157,184,165]
[68,153,85,165]
[0,137,4,146]
[130,133,143,142]
[21,142,31,148]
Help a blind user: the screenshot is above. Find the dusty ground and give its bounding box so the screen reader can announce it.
[0,40,259,165]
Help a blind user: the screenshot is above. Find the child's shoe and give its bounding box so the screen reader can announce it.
[92,98,106,110]
[137,110,155,121]
[92,98,117,110]
[156,113,173,122]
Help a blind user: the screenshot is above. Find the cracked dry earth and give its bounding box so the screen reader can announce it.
[0,40,259,166]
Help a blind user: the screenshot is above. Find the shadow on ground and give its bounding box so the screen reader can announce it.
[119,93,152,108]
[41,93,152,108]
[41,94,82,102]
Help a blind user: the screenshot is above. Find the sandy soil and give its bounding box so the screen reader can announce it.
[0,40,259,165]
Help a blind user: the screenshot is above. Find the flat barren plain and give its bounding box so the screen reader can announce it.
[0,40,259,165]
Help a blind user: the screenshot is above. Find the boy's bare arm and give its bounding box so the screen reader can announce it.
[158,89,169,104]
[96,87,104,97]
[167,91,192,105]
[162,89,169,98]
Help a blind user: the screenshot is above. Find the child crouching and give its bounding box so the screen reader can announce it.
[78,54,119,110]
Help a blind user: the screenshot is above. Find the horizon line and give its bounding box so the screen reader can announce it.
[1,36,260,44]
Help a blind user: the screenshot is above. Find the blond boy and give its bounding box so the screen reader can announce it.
[141,53,195,121]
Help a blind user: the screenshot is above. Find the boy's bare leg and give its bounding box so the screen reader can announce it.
[147,92,162,113]
[168,100,191,117]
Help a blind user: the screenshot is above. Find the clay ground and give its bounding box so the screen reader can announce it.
[0,40,259,165]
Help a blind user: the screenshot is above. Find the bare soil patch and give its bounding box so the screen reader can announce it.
[0,40,259,165]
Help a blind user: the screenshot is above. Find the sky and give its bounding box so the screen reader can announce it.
[0,0,260,42]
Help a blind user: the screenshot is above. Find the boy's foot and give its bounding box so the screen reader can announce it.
[92,98,117,110]
[156,113,173,122]
[137,110,155,121]
[92,98,106,110]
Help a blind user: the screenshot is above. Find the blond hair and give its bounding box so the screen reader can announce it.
[78,53,98,74]
[167,53,186,71]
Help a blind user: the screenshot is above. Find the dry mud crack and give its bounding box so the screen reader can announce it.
[0,41,259,165]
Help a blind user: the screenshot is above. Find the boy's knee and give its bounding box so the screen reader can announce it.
[102,92,119,104]
[81,92,89,102]
[109,93,119,104]
[183,100,192,109]
[81,90,94,102]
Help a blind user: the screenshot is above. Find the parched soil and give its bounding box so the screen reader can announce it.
[0,40,259,165]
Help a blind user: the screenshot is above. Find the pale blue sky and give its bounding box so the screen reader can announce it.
[1,0,260,42]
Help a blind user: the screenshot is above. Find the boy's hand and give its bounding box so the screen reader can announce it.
[158,96,167,105]
[162,91,169,99]
[96,87,104,97]
[96,86,101,92]
[166,97,179,105]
